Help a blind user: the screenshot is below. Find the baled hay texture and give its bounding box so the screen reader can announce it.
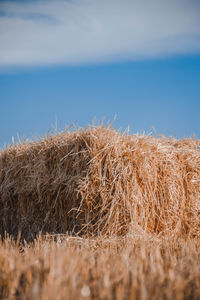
[0,126,200,240]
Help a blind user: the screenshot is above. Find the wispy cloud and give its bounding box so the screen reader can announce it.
[0,0,200,67]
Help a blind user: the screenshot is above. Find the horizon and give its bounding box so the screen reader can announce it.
[0,0,200,147]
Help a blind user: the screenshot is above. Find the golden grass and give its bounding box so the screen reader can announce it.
[0,235,200,300]
[0,125,200,240]
[0,125,200,299]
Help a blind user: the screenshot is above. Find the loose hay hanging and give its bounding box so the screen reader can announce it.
[0,126,200,241]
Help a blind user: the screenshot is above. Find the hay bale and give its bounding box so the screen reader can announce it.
[0,126,200,240]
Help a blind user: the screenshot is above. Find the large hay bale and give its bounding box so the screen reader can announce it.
[0,126,200,240]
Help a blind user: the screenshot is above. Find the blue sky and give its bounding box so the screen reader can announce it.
[0,0,200,147]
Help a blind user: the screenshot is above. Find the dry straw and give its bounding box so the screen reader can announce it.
[1,235,200,300]
[0,125,200,240]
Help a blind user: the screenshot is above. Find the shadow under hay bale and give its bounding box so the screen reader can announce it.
[0,126,200,241]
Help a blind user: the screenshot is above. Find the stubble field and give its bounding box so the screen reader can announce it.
[0,125,200,299]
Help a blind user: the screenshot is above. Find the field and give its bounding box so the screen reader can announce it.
[0,125,200,299]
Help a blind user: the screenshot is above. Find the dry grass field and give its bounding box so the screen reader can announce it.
[0,125,200,299]
[1,235,200,300]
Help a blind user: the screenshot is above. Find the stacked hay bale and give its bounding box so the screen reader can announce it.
[0,126,200,240]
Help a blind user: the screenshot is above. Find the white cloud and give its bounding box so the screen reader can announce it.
[0,0,200,67]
